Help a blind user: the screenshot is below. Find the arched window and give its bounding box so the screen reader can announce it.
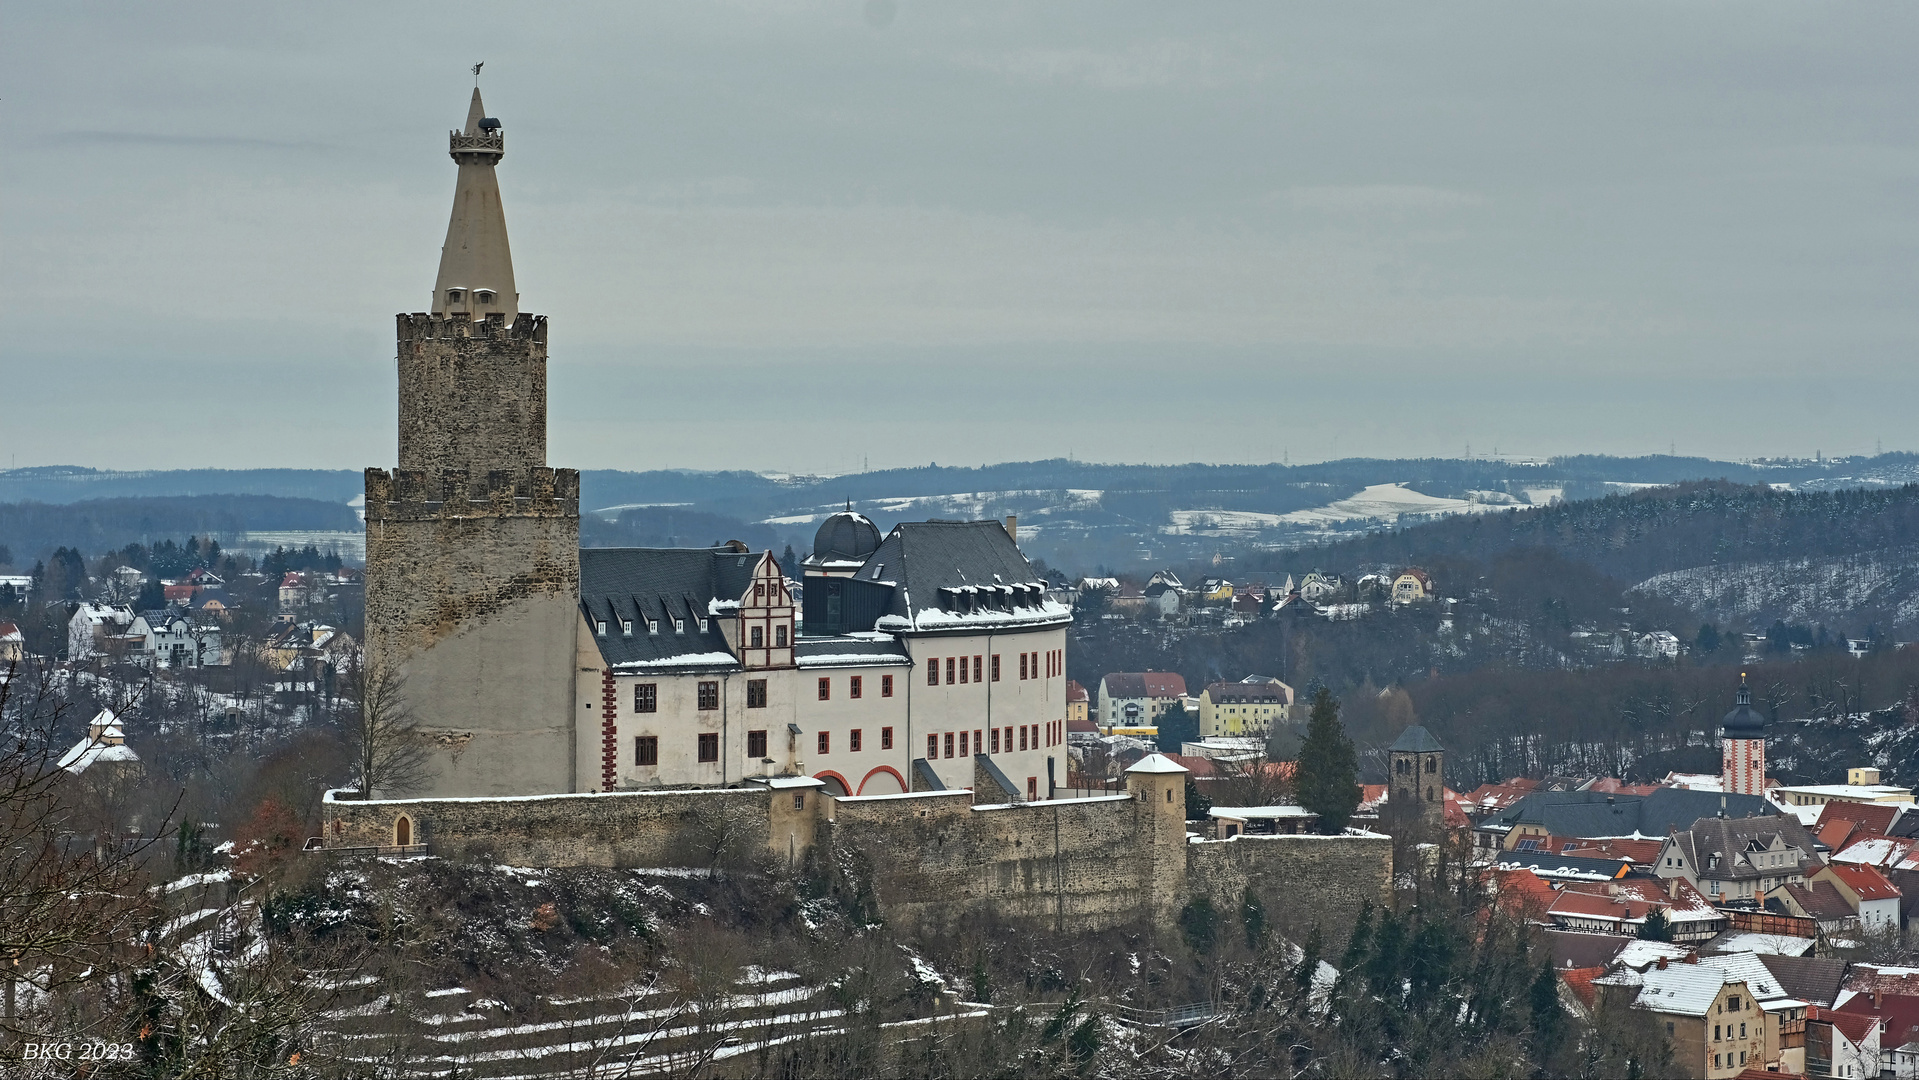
[395,815,412,846]
[474,290,495,305]
[446,289,464,305]
[1426,758,1437,773]
[1426,786,1435,802]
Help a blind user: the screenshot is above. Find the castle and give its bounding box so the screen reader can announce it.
[330,88,1390,942]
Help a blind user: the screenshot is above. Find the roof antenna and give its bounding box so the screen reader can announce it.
[472,61,484,87]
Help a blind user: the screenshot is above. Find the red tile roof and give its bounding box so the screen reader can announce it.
[1819,819,1859,851]
[1560,965,1605,1008]
[1065,680,1089,703]
[1494,868,1559,917]
[1102,672,1187,699]
[1818,1007,1881,1047]
[1826,862,1902,901]
[1817,800,1900,838]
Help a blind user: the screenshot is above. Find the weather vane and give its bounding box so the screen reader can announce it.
[472,61,484,86]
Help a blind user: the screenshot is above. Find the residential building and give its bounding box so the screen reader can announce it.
[1637,631,1682,659]
[1546,877,1725,942]
[1197,676,1296,738]
[1297,572,1343,602]
[1654,814,1825,903]
[56,709,140,777]
[1808,863,1904,934]
[1097,672,1187,731]
[127,608,223,668]
[579,514,1071,798]
[1807,1010,1881,1080]
[1773,779,1917,808]
[1482,787,1776,853]
[1065,680,1089,728]
[1599,958,1771,1079]
[66,603,136,662]
[1390,568,1434,604]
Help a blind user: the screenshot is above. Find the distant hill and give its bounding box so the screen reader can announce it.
[0,495,361,568]
[1274,481,1919,632]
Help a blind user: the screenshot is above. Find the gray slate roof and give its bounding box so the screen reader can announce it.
[579,548,758,669]
[1389,725,1445,753]
[1489,788,1776,839]
[1673,814,1824,883]
[1755,954,1848,1007]
[858,520,1060,626]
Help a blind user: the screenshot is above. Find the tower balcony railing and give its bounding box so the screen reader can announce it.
[449,130,504,156]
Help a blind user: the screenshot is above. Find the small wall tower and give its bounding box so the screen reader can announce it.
[1126,753,1189,924]
[1388,724,1445,829]
[1720,674,1768,796]
[362,87,581,798]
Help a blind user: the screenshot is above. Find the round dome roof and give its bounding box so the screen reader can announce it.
[1721,678,1767,738]
[813,510,880,561]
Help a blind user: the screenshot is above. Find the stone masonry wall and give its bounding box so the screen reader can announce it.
[826,791,1160,935]
[397,312,548,476]
[1184,832,1394,952]
[322,786,778,867]
[363,465,581,798]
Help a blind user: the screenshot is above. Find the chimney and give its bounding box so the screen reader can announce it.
[1656,957,1668,970]
[1684,953,1697,964]
[1005,515,1017,544]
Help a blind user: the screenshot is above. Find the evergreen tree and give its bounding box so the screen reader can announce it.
[1295,687,1360,832]
[1695,622,1720,654]
[1637,907,1674,941]
[1528,960,1565,1063]
[780,544,799,579]
[135,578,166,611]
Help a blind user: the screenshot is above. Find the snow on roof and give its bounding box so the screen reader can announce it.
[1707,932,1816,957]
[57,738,139,774]
[1126,753,1189,775]
[1614,940,1693,971]
[1699,952,1794,1001]
[1208,806,1316,819]
[609,651,740,671]
[1833,835,1919,868]
[1629,963,1727,1016]
[748,776,826,790]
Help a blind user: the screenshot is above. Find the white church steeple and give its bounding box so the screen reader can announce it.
[432,86,518,320]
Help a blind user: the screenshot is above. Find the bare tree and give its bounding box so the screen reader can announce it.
[0,655,166,1045]
[346,653,429,800]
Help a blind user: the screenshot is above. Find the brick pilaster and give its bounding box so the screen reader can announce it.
[600,670,618,792]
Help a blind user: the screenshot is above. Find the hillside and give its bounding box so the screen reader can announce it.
[1270,481,1919,632]
[0,495,363,568]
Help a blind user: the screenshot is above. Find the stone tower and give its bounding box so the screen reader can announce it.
[1720,674,1768,796]
[1388,724,1445,828]
[1126,753,1190,924]
[362,88,581,798]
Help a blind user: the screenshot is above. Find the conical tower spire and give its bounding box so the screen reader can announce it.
[433,87,517,320]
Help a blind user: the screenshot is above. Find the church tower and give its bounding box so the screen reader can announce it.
[1720,674,1768,796]
[1388,724,1446,829]
[362,87,581,798]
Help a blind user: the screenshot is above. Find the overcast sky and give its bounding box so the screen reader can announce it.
[5,2,1916,474]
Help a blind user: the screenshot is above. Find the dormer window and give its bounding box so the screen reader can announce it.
[698,618,709,633]
[474,290,495,305]
[621,620,633,638]
[595,620,607,637]
[674,618,685,635]
[647,619,659,635]
[447,289,464,305]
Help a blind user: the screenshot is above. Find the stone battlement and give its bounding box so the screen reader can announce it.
[364,466,579,522]
[398,311,546,343]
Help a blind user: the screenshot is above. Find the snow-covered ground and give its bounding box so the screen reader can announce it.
[1273,483,1523,528]
[763,489,1103,527]
[1631,545,1919,631]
